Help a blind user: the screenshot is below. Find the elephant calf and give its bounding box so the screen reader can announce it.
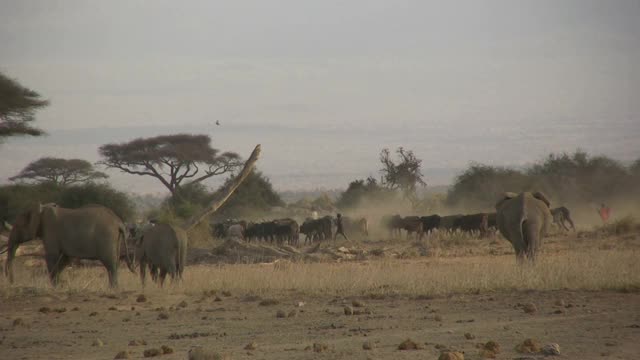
[137,223,188,286]
[495,192,552,261]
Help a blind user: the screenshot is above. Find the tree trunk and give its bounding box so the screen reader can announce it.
[185,144,261,232]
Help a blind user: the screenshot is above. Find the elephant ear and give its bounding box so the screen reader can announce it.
[495,192,517,209]
[532,191,551,208]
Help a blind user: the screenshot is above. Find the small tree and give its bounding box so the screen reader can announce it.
[98,134,241,197]
[214,170,284,219]
[336,176,391,210]
[0,72,48,141]
[10,157,108,186]
[379,147,427,205]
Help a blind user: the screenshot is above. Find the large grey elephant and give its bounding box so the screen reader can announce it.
[495,192,552,261]
[136,223,187,286]
[4,203,133,287]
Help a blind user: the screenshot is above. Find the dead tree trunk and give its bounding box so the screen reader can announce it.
[186,144,261,232]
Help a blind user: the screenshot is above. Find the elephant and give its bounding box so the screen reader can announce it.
[136,223,187,286]
[4,203,133,287]
[495,192,552,261]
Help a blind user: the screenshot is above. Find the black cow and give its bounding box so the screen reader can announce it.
[420,215,441,235]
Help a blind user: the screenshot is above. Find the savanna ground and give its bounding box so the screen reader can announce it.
[1,218,639,359]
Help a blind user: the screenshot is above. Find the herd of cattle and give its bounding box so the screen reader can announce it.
[211,206,575,246]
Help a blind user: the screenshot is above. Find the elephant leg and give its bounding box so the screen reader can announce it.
[101,259,118,288]
[158,268,168,287]
[139,257,147,287]
[46,253,70,286]
[150,265,159,283]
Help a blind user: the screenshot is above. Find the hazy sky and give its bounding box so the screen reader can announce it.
[1,1,639,193]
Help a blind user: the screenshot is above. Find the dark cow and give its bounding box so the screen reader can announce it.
[400,216,424,240]
[439,214,463,231]
[452,213,489,236]
[381,214,403,239]
[273,218,300,245]
[300,216,333,243]
[420,215,441,235]
[551,206,576,231]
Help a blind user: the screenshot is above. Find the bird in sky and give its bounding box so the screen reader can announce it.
[215,120,221,126]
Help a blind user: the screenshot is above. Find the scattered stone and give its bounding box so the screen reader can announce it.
[114,350,131,359]
[313,343,328,353]
[259,299,279,306]
[352,299,365,307]
[188,347,226,360]
[363,341,373,350]
[214,296,222,302]
[344,306,354,315]
[515,338,541,353]
[523,303,537,314]
[143,348,162,357]
[398,339,422,350]
[108,306,117,311]
[276,310,286,318]
[464,332,475,340]
[554,299,565,307]
[553,309,564,314]
[439,351,465,360]
[287,310,297,318]
[89,312,98,317]
[161,345,174,354]
[53,307,67,313]
[479,340,500,358]
[178,301,188,308]
[158,312,169,320]
[541,343,561,356]
[72,307,80,311]
[38,307,51,314]
[12,318,24,327]
[92,338,104,347]
[434,315,443,322]
[129,340,147,346]
[435,344,448,350]
[296,301,305,307]
[244,342,257,350]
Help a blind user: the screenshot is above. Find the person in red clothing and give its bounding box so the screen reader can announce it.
[598,203,611,223]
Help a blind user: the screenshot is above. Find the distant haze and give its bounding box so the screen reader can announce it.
[1,1,639,193]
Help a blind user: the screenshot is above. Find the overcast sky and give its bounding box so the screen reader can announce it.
[1,0,639,193]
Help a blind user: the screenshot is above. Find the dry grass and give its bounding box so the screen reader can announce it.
[1,248,638,299]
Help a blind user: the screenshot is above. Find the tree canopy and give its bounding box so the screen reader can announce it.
[0,72,48,140]
[379,147,426,205]
[214,170,284,219]
[98,134,241,196]
[447,150,640,210]
[336,176,391,210]
[10,157,108,186]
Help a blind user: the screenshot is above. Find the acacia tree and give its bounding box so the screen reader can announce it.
[379,147,427,205]
[10,157,108,185]
[0,72,49,141]
[98,134,242,196]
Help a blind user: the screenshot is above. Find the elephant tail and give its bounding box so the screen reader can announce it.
[521,219,540,261]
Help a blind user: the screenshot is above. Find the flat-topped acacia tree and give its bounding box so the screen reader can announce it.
[0,71,49,141]
[98,134,242,197]
[10,157,108,186]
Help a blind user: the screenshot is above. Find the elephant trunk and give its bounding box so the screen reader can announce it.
[119,227,136,274]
